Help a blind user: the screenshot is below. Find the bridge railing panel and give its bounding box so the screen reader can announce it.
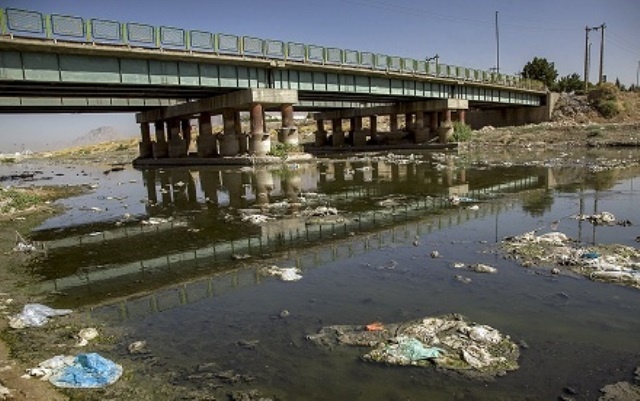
[326,47,343,65]
[388,56,401,72]
[218,33,240,54]
[50,14,85,40]
[344,49,359,66]
[402,58,415,73]
[286,42,305,61]
[415,60,426,75]
[265,40,284,59]
[91,19,122,43]
[189,30,214,51]
[360,52,374,68]
[243,36,264,57]
[374,54,387,70]
[160,26,186,49]
[126,22,156,47]
[307,45,325,64]
[6,8,45,37]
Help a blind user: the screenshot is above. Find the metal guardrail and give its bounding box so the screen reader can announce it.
[0,7,546,92]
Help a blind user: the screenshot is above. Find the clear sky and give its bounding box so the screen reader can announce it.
[1,0,639,152]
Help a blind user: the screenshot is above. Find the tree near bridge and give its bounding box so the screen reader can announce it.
[522,57,558,89]
[556,73,583,93]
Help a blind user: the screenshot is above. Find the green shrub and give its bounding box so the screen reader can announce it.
[268,143,299,159]
[0,188,42,213]
[451,122,472,142]
[588,83,622,118]
[596,100,621,118]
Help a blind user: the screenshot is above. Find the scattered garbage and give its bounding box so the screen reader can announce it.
[573,211,616,225]
[241,213,272,225]
[25,353,123,389]
[307,314,519,378]
[127,341,148,355]
[9,304,72,329]
[13,231,37,253]
[260,265,303,282]
[75,328,99,347]
[503,230,640,289]
[453,263,497,274]
[0,383,11,400]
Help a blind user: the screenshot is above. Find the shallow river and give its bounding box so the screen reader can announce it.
[6,147,640,400]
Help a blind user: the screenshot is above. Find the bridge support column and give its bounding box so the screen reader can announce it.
[352,116,367,147]
[236,111,249,154]
[413,112,429,143]
[168,119,187,158]
[277,103,298,146]
[438,110,453,143]
[197,112,217,157]
[458,109,466,125]
[181,119,192,154]
[314,119,327,147]
[390,114,398,132]
[249,103,270,156]
[370,115,378,144]
[138,122,153,159]
[429,112,439,141]
[331,118,344,147]
[219,108,240,156]
[152,121,168,159]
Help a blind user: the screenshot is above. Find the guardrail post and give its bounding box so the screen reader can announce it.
[239,36,244,56]
[44,14,52,39]
[0,8,6,35]
[85,19,91,41]
[155,26,160,48]
[185,30,190,50]
[304,45,309,63]
[121,23,128,45]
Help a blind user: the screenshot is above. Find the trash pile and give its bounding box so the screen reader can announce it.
[9,304,72,329]
[307,314,519,378]
[24,353,122,389]
[503,231,640,289]
[259,265,303,282]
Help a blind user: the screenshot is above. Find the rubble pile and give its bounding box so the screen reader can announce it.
[307,314,519,378]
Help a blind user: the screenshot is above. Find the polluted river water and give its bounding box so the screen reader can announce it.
[6,147,640,400]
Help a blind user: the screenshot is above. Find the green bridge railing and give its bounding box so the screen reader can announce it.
[0,7,546,92]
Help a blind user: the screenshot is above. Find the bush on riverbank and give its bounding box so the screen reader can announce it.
[588,83,623,118]
[452,122,473,142]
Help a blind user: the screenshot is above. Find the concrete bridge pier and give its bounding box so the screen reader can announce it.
[152,121,169,159]
[197,112,218,157]
[314,119,327,147]
[413,112,429,143]
[277,104,298,146]
[351,116,367,147]
[167,119,187,158]
[139,122,153,159]
[249,103,270,156]
[219,108,240,156]
[438,110,454,143]
[369,115,378,144]
[332,118,345,147]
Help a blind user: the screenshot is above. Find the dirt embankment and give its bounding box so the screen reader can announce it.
[468,91,640,148]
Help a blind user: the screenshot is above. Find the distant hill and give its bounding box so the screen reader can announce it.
[71,126,135,147]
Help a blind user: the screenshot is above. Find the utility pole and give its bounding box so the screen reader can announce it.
[495,11,500,74]
[584,26,591,91]
[637,60,639,88]
[598,23,606,84]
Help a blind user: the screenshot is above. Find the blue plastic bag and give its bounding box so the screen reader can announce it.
[49,353,123,388]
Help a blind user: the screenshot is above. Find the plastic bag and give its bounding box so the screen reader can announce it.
[49,353,123,388]
[9,304,72,329]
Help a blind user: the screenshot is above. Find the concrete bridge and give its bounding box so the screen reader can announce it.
[0,8,552,161]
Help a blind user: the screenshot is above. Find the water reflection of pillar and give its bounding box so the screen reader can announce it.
[199,169,219,205]
[240,170,254,206]
[334,162,345,183]
[159,172,172,204]
[391,164,400,182]
[221,171,244,208]
[283,172,301,204]
[444,157,455,187]
[171,169,194,207]
[254,169,274,205]
[325,163,335,182]
[142,169,158,205]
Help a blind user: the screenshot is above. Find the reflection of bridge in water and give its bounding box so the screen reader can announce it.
[32,162,557,309]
